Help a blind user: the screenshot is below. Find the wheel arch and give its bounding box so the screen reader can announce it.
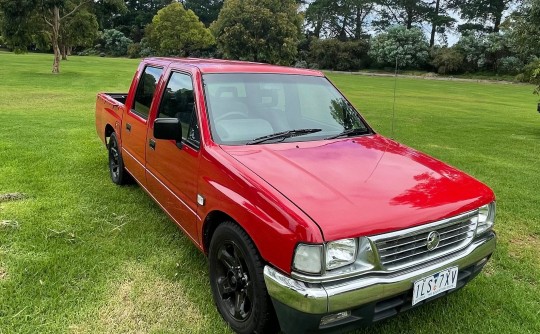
[104,124,115,143]
[202,210,238,256]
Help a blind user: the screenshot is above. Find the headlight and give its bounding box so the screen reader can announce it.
[326,238,357,270]
[292,238,375,275]
[476,202,496,235]
[293,244,323,274]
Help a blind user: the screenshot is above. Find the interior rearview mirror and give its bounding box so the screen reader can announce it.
[154,118,182,142]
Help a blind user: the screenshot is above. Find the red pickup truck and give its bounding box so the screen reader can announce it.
[95,58,496,334]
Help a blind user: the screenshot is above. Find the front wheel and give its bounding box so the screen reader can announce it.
[209,222,278,334]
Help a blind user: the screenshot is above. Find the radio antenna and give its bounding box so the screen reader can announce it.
[391,56,398,139]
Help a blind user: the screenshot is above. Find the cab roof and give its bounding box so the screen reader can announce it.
[144,57,324,76]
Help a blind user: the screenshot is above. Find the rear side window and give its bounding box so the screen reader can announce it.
[158,72,200,147]
[132,66,163,119]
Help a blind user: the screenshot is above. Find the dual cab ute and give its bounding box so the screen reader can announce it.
[95,58,496,334]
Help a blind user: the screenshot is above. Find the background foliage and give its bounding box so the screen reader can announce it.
[0,0,539,94]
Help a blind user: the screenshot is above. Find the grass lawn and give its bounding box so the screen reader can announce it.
[0,51,539,333]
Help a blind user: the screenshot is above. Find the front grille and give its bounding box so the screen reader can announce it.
[369,210,478,270]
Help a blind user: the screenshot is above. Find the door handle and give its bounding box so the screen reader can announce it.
[126,123,132,132]
[149,138,156,150]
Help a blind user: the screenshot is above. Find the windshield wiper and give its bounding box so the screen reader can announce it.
[246,129,322,145]
[324,128,370,140]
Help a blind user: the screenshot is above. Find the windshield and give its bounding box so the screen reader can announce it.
[203,74,371,145]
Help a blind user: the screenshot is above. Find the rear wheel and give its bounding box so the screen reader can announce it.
[209,222,278,334]
[107,132,130,185]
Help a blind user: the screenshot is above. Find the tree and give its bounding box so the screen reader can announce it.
[182,0,223,27]
[375,0,430,30]
[145,2,214,56]
[450,0,516,32]
[39,0,92,73]
[506,0,540,62]
[60,8,99,59]
[211,0,302,65]
[0,0,40,53]
[0,0,100,73]
[368,25,430,69]
[305,0,376,40]
[426,0,455,47]
[93,0,126,30]
[105,0,169,42]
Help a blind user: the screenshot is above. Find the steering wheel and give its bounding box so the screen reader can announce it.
[215,111,248,122]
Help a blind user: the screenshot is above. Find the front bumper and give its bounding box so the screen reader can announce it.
[264,231,496,333]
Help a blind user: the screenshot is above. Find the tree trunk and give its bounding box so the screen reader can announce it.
[67,46,72,56]
[493,13,502,32]
[51,6,61,74]
[61,45,68,60]
[354,7,362,40]
[314,16,323,38]
[406,7,413,29]
[338,17,347,41]
[430,0,441,47]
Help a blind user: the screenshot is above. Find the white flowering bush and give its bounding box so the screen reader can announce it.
[368,26,429,69]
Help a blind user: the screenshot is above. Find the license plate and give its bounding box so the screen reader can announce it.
[412,267,458,306]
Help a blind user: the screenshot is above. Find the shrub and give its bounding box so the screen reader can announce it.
[455,32,486,72]
[518,58,540,82]
[368,26,429,70]
[127,43,141,59]
[100,29,132,57]
[308,39,370,71]
[430,47,464,74]
[497,56,524,75]
[294,60,308,68]
[139,38,155,58]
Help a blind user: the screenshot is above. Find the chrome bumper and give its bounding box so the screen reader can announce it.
[264,231,496,315]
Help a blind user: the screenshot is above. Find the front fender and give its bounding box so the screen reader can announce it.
[197,146,324,275]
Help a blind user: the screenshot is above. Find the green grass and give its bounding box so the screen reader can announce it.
[0,51,539,333]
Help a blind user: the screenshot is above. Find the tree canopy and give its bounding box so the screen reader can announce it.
[0,0,115,72]
[211,0,302,65]
[146,2,214,56]
[183,0,223,27]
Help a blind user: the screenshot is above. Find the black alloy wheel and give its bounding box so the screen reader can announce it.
[209,222,278,334]
[107,132,130,185]
[214,241,254,322]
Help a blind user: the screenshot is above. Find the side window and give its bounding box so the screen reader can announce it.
[158,72,200,147]
[133,66,163,119]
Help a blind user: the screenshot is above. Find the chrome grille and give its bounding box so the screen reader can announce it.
[369,210,478,270]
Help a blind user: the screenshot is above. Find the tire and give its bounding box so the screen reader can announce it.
[209,222,278,334]
[107,132,131,185]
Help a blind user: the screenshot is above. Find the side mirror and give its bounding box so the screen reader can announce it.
[154,118,182,142]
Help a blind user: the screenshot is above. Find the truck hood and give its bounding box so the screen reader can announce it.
[220,135,494,241]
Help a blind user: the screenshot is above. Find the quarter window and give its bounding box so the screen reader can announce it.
[133,66,163,119]
[158,72,200,147]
